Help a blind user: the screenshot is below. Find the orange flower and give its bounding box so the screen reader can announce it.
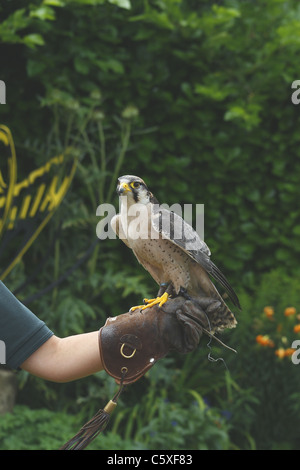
[256,335,264,344]
[275,348,285,359]
[294,325,300,333]
[256,335,274,347]
[264,306,274,318]
[284,307,296,316]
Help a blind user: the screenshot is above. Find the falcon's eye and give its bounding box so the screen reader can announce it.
[131,181,140,189]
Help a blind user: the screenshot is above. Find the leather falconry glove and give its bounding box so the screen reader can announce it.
[61,295,221,450]
[99,295,217,385]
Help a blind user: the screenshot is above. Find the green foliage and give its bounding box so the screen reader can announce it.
[1,0,300,286]
[0,405,78,450]
[225,268,300,450]
[0,405,144,450]
[0,383,231,450]
[136,397,230,450]
[1,0,300,451]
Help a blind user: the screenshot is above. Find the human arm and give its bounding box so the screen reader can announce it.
[0,281,103,381]
[21,296,213,383]
[20,331,103,383]
[1,279,218,385]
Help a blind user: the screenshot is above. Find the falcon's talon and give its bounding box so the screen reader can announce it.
[159,292,170,307]
[129,305,143,312]
[130,292,169,312]
[144,292,169,310]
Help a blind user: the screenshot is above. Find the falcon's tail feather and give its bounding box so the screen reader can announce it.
[182,293,237,333]
[207,300,237,332]
[210,262,241,310]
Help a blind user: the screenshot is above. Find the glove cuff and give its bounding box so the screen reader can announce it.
[99,308,169,385]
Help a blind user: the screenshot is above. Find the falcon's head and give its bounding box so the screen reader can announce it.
[117,175,156,205]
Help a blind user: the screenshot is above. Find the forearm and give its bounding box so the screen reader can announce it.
[20,331,103,383]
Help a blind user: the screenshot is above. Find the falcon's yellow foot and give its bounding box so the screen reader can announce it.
[130,292,169,312]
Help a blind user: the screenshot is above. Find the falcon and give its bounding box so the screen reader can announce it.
[111,175,240,331]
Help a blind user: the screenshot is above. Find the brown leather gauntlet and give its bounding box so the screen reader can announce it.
[99,296,219,385]
[61,296,222,450]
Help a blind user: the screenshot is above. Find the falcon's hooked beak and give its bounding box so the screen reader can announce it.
[117,182,131,195]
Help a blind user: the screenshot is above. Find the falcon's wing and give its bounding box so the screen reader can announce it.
[151,204,241,309]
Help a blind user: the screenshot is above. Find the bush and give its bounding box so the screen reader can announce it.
[1,0,300,288]
[0,400,230,450]
[0,404,146,450]
[1,0,300,451]
[225,269,300,449]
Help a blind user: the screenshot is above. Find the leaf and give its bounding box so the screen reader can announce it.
[30,6,56,21]
[27,59,47,77]
[292,225,300,236]
[0,8,30,43]
[212,5,241,20]
[95,58,124,74]
[108,0,131,9]
[224,103,262,129]
[23,34,45,48]
[195,83,232,101]
[43,0,65,5]
[74,56,90,74]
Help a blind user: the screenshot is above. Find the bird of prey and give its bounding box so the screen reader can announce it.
[111,175,240,331]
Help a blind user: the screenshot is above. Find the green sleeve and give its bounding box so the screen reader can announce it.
[0,281,53,369]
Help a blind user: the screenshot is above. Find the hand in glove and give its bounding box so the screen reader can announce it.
[99,296,220,385]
